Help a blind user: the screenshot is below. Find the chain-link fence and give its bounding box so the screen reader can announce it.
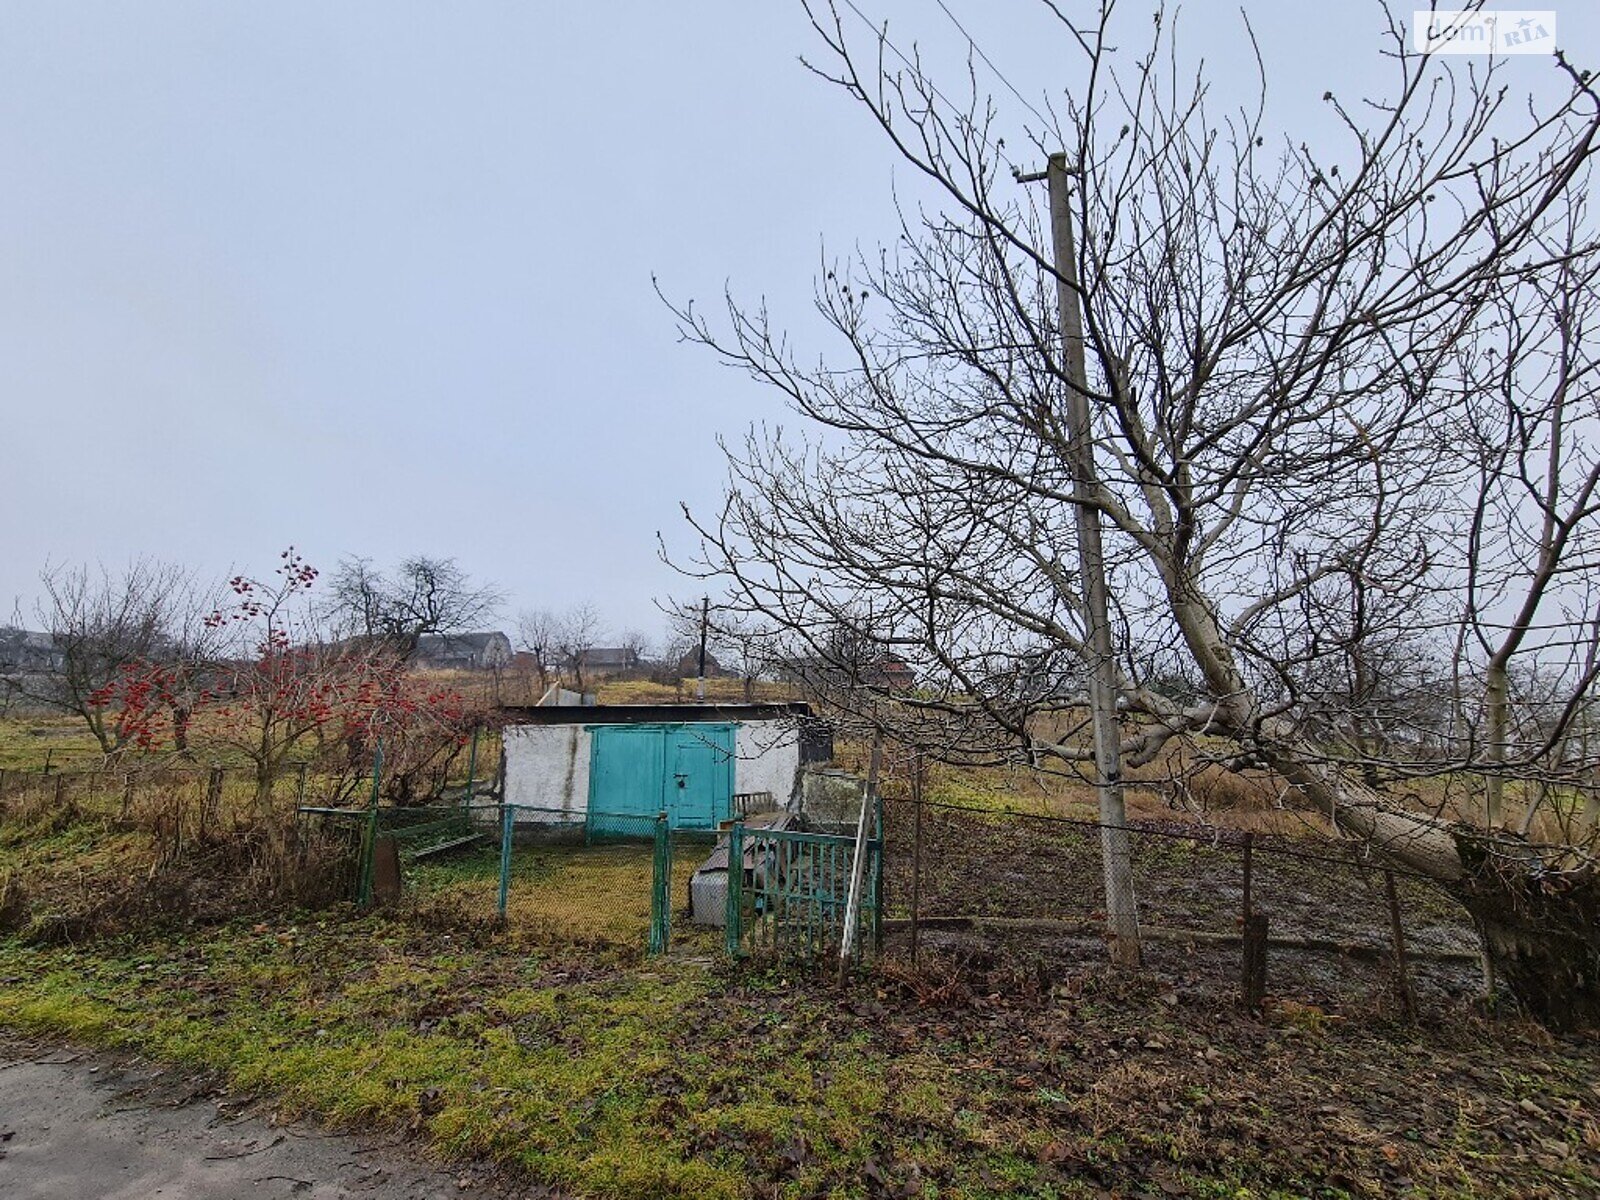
[881,797,1486,1014]
[0,764,711,952]
[326,802,716,952]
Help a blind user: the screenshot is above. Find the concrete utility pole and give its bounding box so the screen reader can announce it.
[696,595,710,702]
[1026,152,1141,966]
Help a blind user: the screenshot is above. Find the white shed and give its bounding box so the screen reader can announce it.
[498,703,829,834]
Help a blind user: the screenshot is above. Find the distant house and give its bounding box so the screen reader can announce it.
[877,656,916,692]
[413,631,513,672]
[570,647,641,679]
[780,652,916,694]
[0,629,64,674]
[676,650,726,679]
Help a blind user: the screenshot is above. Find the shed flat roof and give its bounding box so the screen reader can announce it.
[497,702,814,726]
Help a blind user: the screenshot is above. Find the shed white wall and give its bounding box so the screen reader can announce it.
[735,719,802,807]
[503,724,592,821]
[502,718,802,820]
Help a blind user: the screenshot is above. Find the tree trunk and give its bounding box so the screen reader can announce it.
[1453,847,1600,1031]
[170,703,193,760]
[1263,743,1600,1028]
[1484,662,1509,829]
[253,769,275,816]
[252,743,278,817]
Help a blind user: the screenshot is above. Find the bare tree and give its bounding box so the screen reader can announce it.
[7,559,203,757]
[665,1,1600,1023]
[618,628,654,670]
[1456,226,1600,835]
[515,608,562,697]
[556,602,606,693]
[108,550,477,811]
[327,556,502,660]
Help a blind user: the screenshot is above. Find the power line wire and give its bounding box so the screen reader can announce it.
[835,0,1026,175]
[931,0,1056,135]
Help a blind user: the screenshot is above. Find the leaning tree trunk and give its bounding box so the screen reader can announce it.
[1453,835,1600,1032]
[1262,747,1600,1030]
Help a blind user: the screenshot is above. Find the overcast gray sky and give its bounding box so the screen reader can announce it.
[3,2,1592,643]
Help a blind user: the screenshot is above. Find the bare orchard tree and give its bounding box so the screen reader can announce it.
[515,608,562,697]
[556,602,606,693]
[1456,223,1600,837]
[665,1,1600,1023]
[326,555,502,660]
[7,559,209,757]
[661,596,778,699]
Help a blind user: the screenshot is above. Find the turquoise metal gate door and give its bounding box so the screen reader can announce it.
[587,725,662,839]
[666,725,734,830]
[588,723,736,836]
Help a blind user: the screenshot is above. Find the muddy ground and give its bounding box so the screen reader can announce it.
[0,1037,511,1200]
[880,801,1485,1009]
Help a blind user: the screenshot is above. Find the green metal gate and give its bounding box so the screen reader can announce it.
[721,821,882,963]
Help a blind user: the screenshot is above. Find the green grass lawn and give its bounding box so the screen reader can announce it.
[404,837,711,945]
[0,920,901,1200]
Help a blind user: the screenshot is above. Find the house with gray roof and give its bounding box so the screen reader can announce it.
[413,631,513,671]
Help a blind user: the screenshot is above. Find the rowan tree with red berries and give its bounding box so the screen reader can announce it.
[97,548,481,813]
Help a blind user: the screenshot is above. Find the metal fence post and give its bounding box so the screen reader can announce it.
[910,790,924,965]
[1241,911,1269,1010]
[357,807,377,906]
[725,822,745,959]
[871,788,884,952]
[1241,831,1254,923]
[649,812,672,955]
[202,766,224,834]
[464,725,480,805]
[357,741,383,907]
[1384,870,1417,1021]
[497,801,514,919]
[1239,831,1266,1009]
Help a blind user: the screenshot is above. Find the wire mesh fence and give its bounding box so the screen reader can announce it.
[881,796,1487,1014]
[0,762,712,953]
[9,760,1482,1005]
[316,803,713,952]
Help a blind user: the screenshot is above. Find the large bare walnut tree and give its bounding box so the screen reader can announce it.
[327,556,502,661]
[665,1,1600,1025]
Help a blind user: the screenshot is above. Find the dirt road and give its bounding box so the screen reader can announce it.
[0,1039,511,1199]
